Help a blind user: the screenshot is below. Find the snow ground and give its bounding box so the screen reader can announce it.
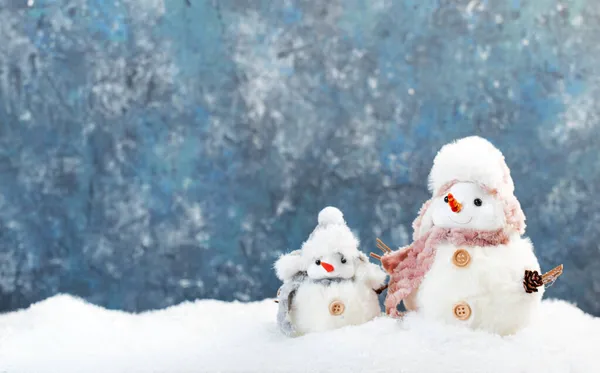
[0,295,599,373]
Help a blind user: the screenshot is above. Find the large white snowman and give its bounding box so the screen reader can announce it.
[381,136,562,336]
[274,207,386,337]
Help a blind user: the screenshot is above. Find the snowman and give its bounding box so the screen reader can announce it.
[378,136,562,335]
[274,207,387,337]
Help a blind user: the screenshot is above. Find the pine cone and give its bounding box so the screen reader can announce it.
[523,270,544,293]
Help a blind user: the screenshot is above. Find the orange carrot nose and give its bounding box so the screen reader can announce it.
[321,262,335,273]
[447,193,462,213]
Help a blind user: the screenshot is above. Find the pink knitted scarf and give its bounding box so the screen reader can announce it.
[382,226,510,316]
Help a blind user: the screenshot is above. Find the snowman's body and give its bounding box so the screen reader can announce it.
[412,234,543,335]
[291,279,381,335]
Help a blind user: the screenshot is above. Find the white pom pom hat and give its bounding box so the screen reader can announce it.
[274,206,361,281]
[302,206,359,258]
[412,136,526,239]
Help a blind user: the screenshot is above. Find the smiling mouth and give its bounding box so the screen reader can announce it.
[448,215,473,225]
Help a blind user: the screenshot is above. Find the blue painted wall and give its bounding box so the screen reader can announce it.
[0,0,599,315]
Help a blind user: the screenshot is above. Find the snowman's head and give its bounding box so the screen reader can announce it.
[302,208,362,280]
[274,207,367,282]
[305,251,358,280]
[412,136,526,240]
[430,182,505,230]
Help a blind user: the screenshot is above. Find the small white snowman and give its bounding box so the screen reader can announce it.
[379,136,562,336]
[274,207,387,337]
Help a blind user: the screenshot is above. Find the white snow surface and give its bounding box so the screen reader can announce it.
[0,295,599,373]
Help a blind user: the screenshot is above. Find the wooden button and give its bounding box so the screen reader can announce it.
[453,302,472,320]
[329,300,345,316]
[452,249,471,267]
[277,287,281,297]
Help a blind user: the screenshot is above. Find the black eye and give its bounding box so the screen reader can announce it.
[474,198,482,207]
[444,196,449,203]
[341,257,347,264]
[315,259,321,265]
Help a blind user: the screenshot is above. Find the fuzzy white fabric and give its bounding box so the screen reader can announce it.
[402,138,533,334]
[274,207,386,336]
[415,234,543,336]
[291,280,382,335]
[276,255,386,336]
[274,250,303,281]
[274,206,363,282]
[430,182,506,231]
[1,294,598,373]
[428,136,514,195]
[355,252,388,290]
[317,206,345,226]
[301,207,359,262]
[301,222,360,265]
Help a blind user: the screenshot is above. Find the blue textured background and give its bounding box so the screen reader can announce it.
[0,0,599,315]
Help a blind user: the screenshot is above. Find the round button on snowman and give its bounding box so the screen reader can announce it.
[379,136,563,336]
[274,207,387,337]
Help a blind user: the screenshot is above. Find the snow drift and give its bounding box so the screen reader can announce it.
[0,295,599,373]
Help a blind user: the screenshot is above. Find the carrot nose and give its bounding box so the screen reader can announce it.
[321,261,335,272]
[447,193,462,213]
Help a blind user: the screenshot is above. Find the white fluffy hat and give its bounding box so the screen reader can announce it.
[428,136,515,197]
[413,136,526,238]
[301,206,359,259]
[274,207,360,281]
